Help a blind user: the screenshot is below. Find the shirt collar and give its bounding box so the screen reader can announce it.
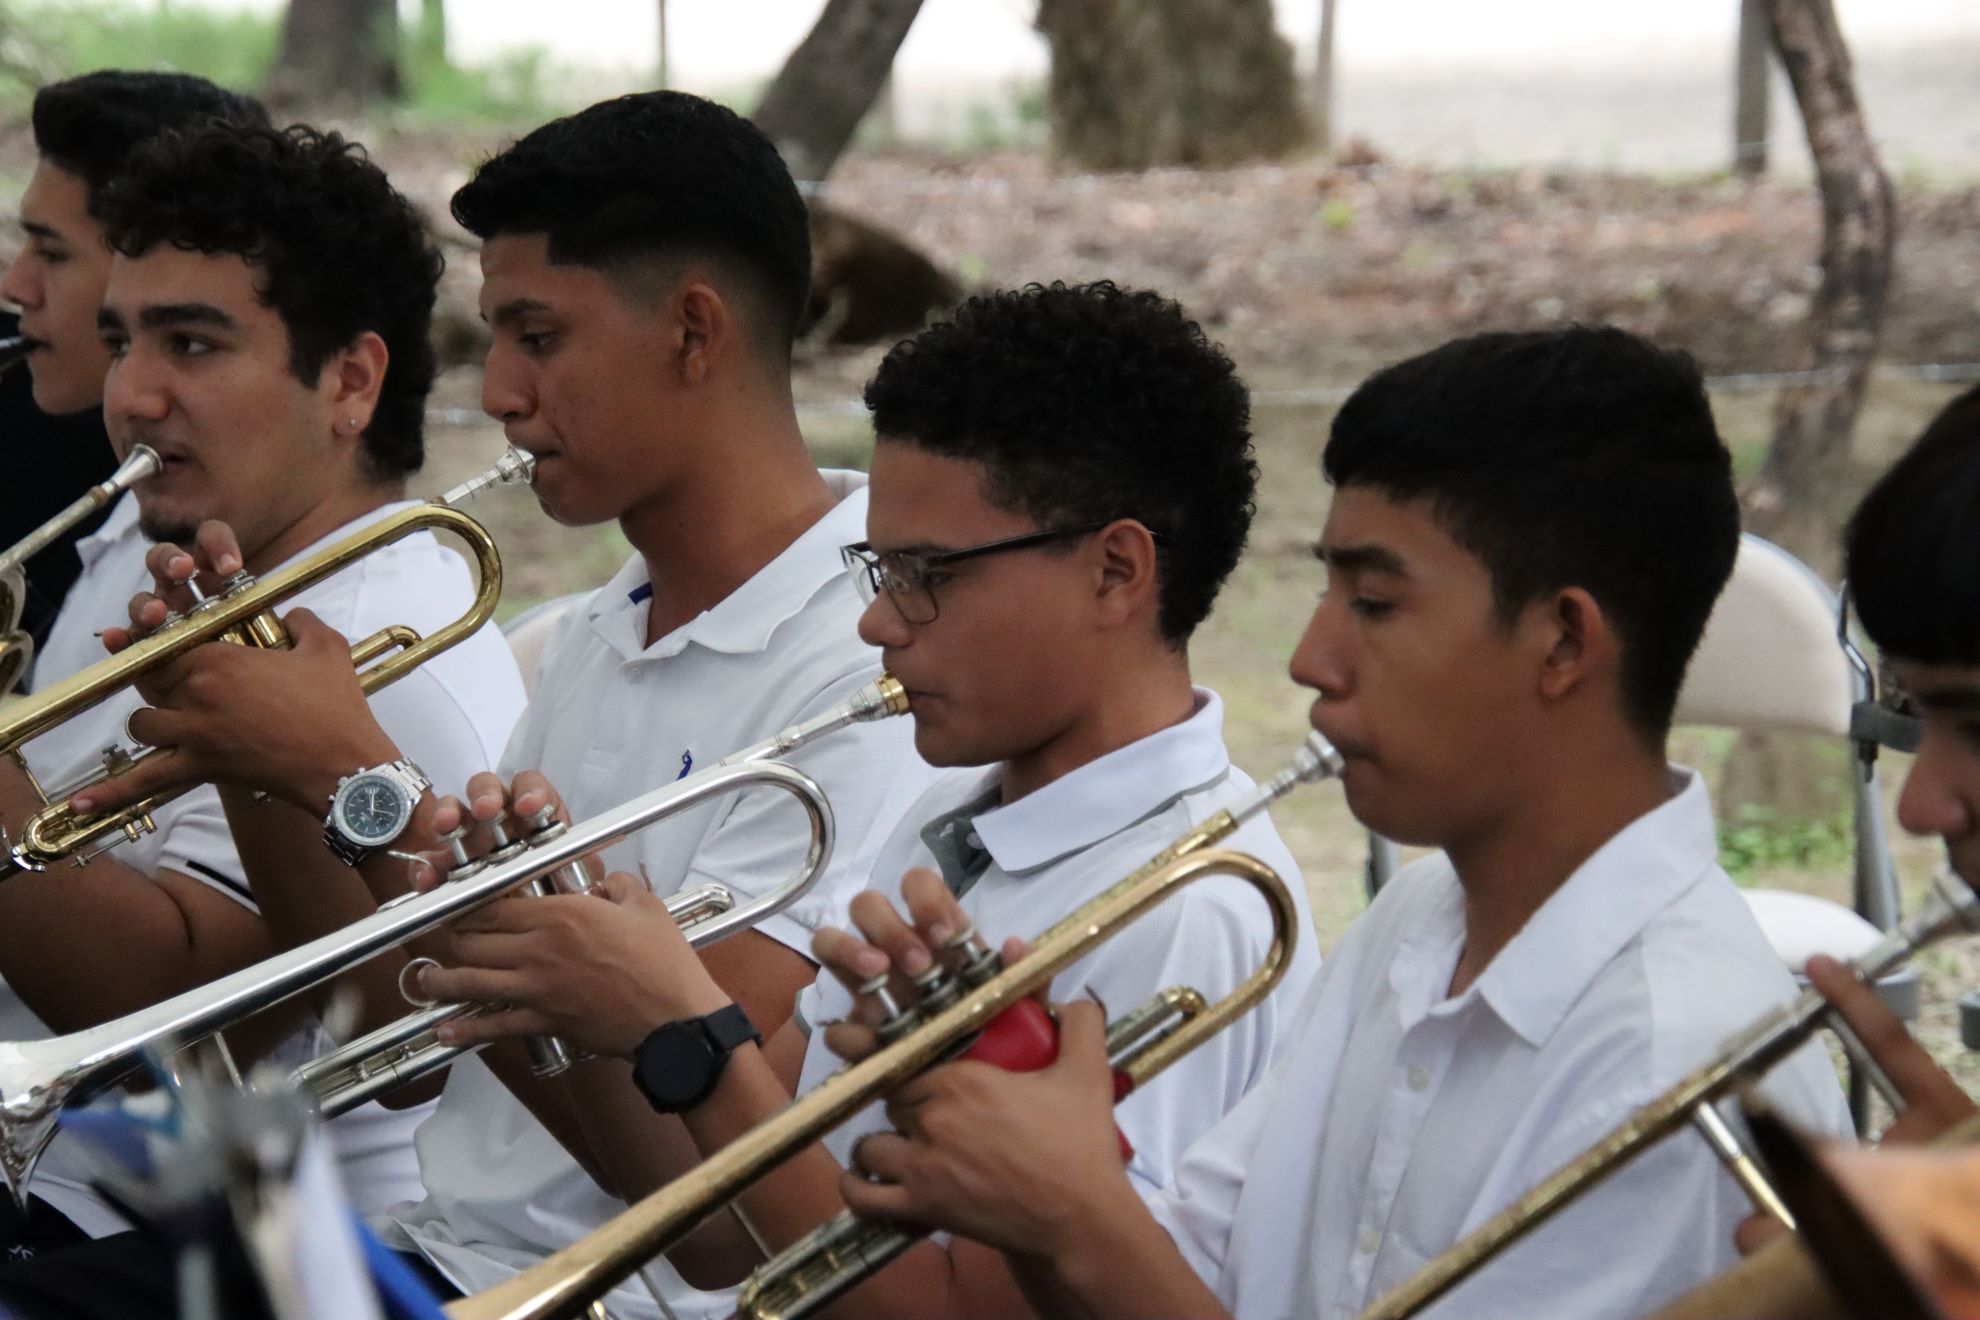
[969,688,1233,876]
[76,492,143,568]
[589,470,869,661]
[1468,767,1720,1047]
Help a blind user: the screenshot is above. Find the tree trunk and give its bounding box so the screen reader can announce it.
[267,0,401,108]
[1733,0,1770,177]
[752,0,927,184]
[1741,0,1895,576]
[1036,0,1308,172]
[1314,0,1338,157]
[414,0,446,70]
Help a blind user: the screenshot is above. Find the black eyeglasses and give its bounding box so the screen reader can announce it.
[842,521,1151,625]
[1840,585,1923,756]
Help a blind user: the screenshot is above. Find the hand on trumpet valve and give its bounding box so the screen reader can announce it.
[835,996,1146,1261]
[101,520,250,649]
[70,604,392,817]
[420,865,731,1059]
[813,869,1015,1063]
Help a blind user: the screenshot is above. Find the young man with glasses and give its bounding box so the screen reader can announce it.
[410,280,1321,1318]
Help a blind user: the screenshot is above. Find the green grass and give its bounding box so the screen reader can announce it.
[0,0,569,125]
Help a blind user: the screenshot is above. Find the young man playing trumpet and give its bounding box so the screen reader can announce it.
[0,120,525,1296]
[1689,385,1980,1318]
[54,91,933,1318]
[805,326,1857,1320]
[407,279,1321,1317]
[1,72,267,654]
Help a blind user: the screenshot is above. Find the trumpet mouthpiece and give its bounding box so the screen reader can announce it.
[1291,732,1346,785]
[437,448,536,506]
[855,674,910,720]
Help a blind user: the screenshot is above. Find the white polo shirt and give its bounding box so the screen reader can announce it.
[380,471,938,1311]
[1146,769,1855,1320]
[7,492,527,1226]
[656,688,1326,1320]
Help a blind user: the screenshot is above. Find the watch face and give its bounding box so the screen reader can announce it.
[639,1024,717,1109]
[337,773,410,844]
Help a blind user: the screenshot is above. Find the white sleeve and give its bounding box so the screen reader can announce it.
[152,783,257,909]
[363,646,522,797]
[681,664,929,956]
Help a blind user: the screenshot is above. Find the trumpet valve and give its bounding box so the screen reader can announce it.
[482,810,528,865]
[909,962,962,1017]
[943,925,1001,989]
[858,974,917,1045]
[435,823,486,881]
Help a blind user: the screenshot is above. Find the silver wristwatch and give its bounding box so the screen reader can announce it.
[323,759,432,867]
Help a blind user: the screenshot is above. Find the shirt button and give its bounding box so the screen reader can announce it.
[1357,1227,1380,1255]
[1406,1065,1431,1092]
[965,831,982,849]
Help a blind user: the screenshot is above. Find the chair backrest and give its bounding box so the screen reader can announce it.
[501,592,586,700]
[1672,534,1856,738]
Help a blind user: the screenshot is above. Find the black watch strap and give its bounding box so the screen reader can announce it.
[632,1003,762,1114]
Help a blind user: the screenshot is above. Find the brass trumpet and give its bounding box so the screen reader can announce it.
[0,444,163,696]
[0,673,909,1208]
[0,448,533,871]
[1353,866,1980,1320]
[295,675,912,1115]
[445,732,1343,1320]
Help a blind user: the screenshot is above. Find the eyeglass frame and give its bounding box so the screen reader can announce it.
[841,519,1164,625]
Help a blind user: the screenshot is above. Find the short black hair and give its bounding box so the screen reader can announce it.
[31,70,268,210]
[95,123,442,480]
[864,281,1257,646]
[1845,384,1980,666]
[1323,325,1739,740]
[451,91,811,356]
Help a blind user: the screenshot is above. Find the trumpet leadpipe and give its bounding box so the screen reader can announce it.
[1353,866,1980,1320]
[0,446,162,581]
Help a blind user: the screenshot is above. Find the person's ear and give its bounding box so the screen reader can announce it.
[1534,586,1620,703]
[675,279,730,387]
[325,331,388,438]
[1093,521,1161,630]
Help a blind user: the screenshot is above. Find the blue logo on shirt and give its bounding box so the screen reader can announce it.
[677,751,693,780]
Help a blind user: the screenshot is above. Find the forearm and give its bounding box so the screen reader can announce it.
[0,762,271,1029]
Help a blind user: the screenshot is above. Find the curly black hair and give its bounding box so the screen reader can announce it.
[1846,383,1980,666]
[32,70,268,210]
[94,123,442,479]
[864,281,1257,646]
[451,91,810,356]
[1324,325,1739,741]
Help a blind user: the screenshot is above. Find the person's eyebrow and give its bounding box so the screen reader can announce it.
[1312,541,1410,577]
[485,297,552,328]
[135,303,235,332]
[96,306,126,334]
[21,220,60,242]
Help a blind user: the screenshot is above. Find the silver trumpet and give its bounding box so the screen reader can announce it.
[0,674,906,1208]
[0,444,162,695]
[295,675,908,1113]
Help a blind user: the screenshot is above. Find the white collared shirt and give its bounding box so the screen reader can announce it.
[657,689,1324,1319]
[381,471,940,1313]
[1146,770,1853,1320]
[11,492,527,1226]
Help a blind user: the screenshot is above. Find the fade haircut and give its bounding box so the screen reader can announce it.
[1845,384,1980,666]
[95,123,442,480]
[450,91,811,358]
[864,281,1257,646]
[1323,325,1740,740]
[31,70,268,210]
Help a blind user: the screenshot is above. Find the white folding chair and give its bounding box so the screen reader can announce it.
[500,592,587,700]
[1673,533,1913,1131]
